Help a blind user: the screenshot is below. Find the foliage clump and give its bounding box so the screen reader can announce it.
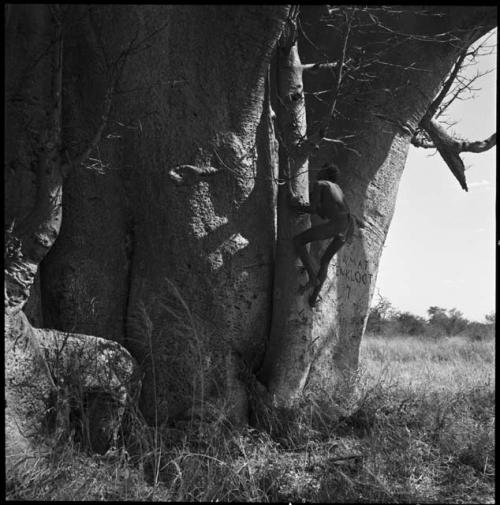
[366,294,495,340]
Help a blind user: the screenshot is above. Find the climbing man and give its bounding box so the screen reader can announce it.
[290,164,365,307]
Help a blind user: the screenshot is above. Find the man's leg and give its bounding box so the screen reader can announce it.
[293,221,338,285]
[309,236,346,306]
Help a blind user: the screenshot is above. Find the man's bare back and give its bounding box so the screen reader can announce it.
[311,180,349,221]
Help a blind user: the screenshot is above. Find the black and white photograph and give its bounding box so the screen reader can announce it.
[5,5,496,502]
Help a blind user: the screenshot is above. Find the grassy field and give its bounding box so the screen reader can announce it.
[7,333,495,502]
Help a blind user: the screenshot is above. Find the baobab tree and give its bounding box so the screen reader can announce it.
[5,6,497,459]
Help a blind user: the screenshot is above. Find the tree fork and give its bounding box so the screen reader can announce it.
[412,48,497,191]
[414,119,496,191]
[13,7,65,305]
[10,5,126,309]
[4,6,139,465]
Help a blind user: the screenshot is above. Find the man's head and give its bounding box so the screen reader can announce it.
[317,163,340,183]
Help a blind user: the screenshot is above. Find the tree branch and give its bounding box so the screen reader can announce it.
[423,49,467,123]
[67,19,142,173]
[459,132,496,153]
[321,8,353,137]
[7,7,65,312]
[69,83,115,170]
[168,165,220,185]
[419,118,496,191]
[10,6,128,309]
[278,4,300,49]
[300,61,339,73]
[414,44,496,191]
[18,9,64,266]
[297,7,355,153]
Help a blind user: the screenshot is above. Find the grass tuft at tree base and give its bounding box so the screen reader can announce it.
[7,334,494,502]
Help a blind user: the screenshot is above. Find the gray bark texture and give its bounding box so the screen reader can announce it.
[278,5,496,406]
[258,31,315,405]
[5,5,496,449]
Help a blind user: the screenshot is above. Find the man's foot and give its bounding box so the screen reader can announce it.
[309,295,317,307]
[309,291,322,307]
[299,277,321,295]
[309,282,324,306]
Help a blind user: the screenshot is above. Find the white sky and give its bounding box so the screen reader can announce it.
[375,30,497,323]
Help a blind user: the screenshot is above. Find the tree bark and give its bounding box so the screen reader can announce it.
[275,5,497,404]
[414,118,496,191]
[258,29,315,405]
[4,6,140,471]
[38,5,290,424]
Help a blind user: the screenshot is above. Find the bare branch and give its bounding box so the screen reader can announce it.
[423,49,467,122]
[278,5,300,49]
[168,165,220,185]
[67,37,131,171]
[322,7,354,135]
[367,58,431,72]
[69,84,115,170]
[437,66,494,117]
[413,34,496,192]
[67,17,172,173]
[459,132,496,153]
[418,118,496,191]
[422,119,467,190]
[17,9,65,268]
[301,61,339,73]
[292,7,356,157]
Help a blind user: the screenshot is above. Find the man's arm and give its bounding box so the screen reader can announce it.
[289,198,312,214]
[289,184,321,214]
[309,183,322,214]
[289,195,312,214]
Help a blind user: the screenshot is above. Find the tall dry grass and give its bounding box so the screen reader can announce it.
[7,326,495,502]
[347,333,495,503]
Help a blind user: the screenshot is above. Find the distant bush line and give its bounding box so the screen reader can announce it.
[366,295,495,340]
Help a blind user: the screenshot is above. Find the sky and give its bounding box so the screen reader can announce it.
[374,30,497,323]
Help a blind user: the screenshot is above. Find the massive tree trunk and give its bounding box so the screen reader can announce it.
[36,5,290,424]
[261,5,496,406]
[258,15,316,405]
[5,5,139,470]
[5,5,496,438]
